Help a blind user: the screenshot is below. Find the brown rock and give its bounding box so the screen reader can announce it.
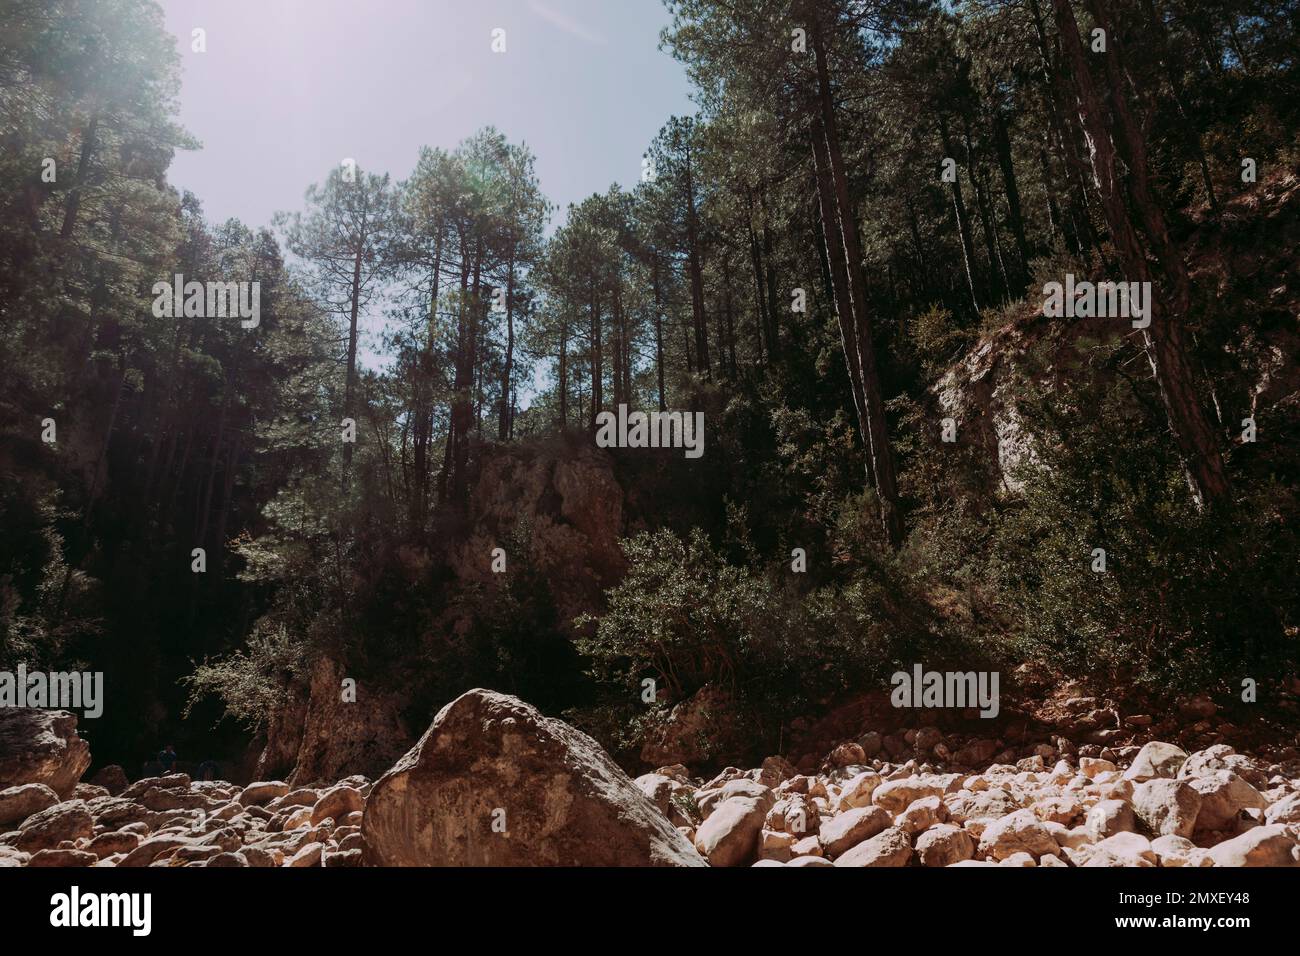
[0,783,59,828]
[1132,779,1201,838]
[1190,771,1266,832]
[89,765,130,796]
[1086,799,1136,840]
[238,781,290,806]
[916,824,975,866]
[27,848,98,867]
[833,826,912,867]
[829,741,866,768]
[978,809,1058,861]
[818,805,891,857]
[13,800,93,852]
[694,797,766,867]
[1205,825,1298,867]
[86,830,141,859]
[0,709,91,798]
[362,689,705,866]
[310,785,364,826]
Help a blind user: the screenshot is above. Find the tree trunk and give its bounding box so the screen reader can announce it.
[992,108,1033,291]
[938,114,982,315]
[498,253,516,440]
[745,193,769,364]
[761,185,782,356]
[684,146,710,379]
[342,246,363,484]
[811,19,904,548]
[1052,0,1231,510]
[59,115,98,240]
[589,287,602,430]
[651,250,667,409]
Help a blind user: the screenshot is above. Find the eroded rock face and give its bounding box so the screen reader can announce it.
[254,656,412,789]
[452,442,627,634]
[639,684,745,769]
[0,709,91,798]
[361,689,705,866]
[0,783,59,828]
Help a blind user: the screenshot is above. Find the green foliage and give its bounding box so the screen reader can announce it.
[985,366,1297,691]
[183,622,307,731]
[575,524,934,754]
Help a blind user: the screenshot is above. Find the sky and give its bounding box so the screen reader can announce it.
[158,0,696,233]
[156,0,696,395]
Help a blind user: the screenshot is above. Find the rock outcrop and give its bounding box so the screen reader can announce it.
[0,709,91,798]
[361,689,705,866]
[255,655,413,788]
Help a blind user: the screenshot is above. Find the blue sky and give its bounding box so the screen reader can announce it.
[159,0,695,232]
[157,0,696,391]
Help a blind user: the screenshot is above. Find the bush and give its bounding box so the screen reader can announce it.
[183,621,307,731]
[574,525,936,759]
[987,364,1296,691]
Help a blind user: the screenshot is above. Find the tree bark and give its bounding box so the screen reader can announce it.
[59,114,98,240]
[1052,0,1231,510]
[938,114,982,315]
[992,108,1033,291]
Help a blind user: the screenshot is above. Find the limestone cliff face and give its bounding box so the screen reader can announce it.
[935,172,1300,497]
[449,439,627,633]
[256,657,412,787]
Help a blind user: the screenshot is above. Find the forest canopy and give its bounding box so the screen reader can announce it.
[1,0,1297,773]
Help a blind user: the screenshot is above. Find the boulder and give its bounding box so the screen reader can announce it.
[1205,825,1298,867]
[310,785,364,826]
[13,800,93,852]
[122,774,190,799]
[1264,792,1300,826]
[1079,757,1117,779]
[872,779,944,813]
[1150,834,1206,867]
[1122,742,1188,782]
[834,771,882,811]
[916,824,975,867]
[0,709,91,798]
[1082,832,1157,867]
[1189,771,1266,832]
[694,797,766,867]
[897,795,945,834]
[362,689,705,866]
[833,826,912,867]
[634,773,679,818]
[86,831,141,859]
[286,842,324,867]
[818,805,891,857]
[1179,745,1268,788]
[979,809,1058,861]
[829,742,866,768]
[765,796,817,836]
[27,848,97,867]
[1132,779,1201,838]
[944,788,1020,828]
[0,783,59,828]
[1086,799,1136,841]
